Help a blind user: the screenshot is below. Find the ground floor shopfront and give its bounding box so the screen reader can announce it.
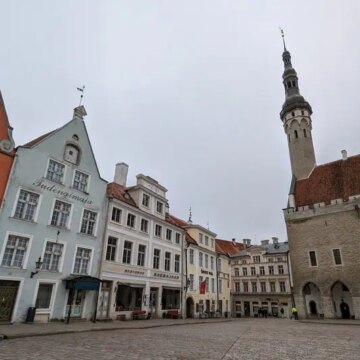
[185,293,230,319]
[0,276,100,323]
[232,294,292,319]
[99,271,182,320]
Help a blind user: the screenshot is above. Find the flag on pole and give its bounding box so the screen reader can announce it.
[199,280,206,294]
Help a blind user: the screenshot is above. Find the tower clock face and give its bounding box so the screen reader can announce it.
[64,144,79,164]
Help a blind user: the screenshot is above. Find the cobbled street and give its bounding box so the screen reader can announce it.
[1,319,360,360]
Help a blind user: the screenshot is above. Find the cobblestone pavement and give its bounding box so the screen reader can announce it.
[1,319,360,360]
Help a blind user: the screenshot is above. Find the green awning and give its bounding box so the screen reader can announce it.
[64,275,102,291]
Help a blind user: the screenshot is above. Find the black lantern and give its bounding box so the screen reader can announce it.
[30,257,43,278]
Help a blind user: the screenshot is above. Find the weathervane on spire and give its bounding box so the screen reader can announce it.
[280,27,287,51]
[188,207,193,224]
[76,85,85,106]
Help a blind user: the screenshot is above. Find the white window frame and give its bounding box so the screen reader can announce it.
[32,279,60,315]
[48,198,73,229]
[142,193,150,208]
[40,239,67,273]
[110,206,122,224]
[71,245,94,275]
[154,224,162,238]
[11,187,42,222]
[44,158,67,184]
[105,236,118,262]
[0,231,33,269]
[72,169,91,193]
[156,201,163,214]
[122,240,133,265]
[137,244,146,267]
[79,208,99,237]
[140,218,149,234]
[126,212,136,229]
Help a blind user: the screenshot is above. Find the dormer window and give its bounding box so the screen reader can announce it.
[156,201,163,214]
[64,144,80,165]
[142,194,150,208]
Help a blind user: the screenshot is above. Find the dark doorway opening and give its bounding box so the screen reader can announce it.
[309,300,318,315]
[244,301,250,317]
[340,301,350,319]
[186,297,194,318]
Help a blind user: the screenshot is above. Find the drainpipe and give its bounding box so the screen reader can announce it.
[216,253,220,315]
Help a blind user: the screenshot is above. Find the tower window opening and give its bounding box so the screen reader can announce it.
[292,80,296,87]
[303,129,307,138]
[294,130,298,139]
[287,81,292,88]
[301,110,305,115]
[292,111,295,117]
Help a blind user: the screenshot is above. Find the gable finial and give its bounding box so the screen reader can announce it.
[76,85,85,106]
[188,206,193,224]
[280,27,287,51]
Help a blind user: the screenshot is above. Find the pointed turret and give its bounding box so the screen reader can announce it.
[279,32,316,180]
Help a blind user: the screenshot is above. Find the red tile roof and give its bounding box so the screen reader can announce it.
[295,155,360,207]
[23,130,55,148]
[166,214,197,245]
[107,182,138,208]
[215,239,244,255]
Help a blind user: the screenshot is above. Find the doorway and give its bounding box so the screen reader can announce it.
[0,281,19,322]
[340,302,350,319]
[244,301,250,317]
[98,281,112,319]
[186,297,194,318]
[309,300,317,315]
[150,288,158,318]
[66,289,86,318]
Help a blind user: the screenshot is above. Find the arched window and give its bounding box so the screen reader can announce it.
[303,129,307,138]
[301,110,305,115]
[292,80,296,87]
[294,130,298,139]
[292,111,295,117]
[287,81,292,88]
[72,134,79,141]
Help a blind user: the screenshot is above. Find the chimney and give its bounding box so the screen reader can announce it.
[165,203,170,214]
[73,105,87,120]
[232,238,236,244]
[272,237,278,245]
[242,238,251,247]
[261,239,269,246]
[114,163,129,186]
[341,149,347,161]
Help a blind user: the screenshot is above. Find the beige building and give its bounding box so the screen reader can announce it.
[99,164,185,320]
[279,41,360,319]
[230,238,292,318]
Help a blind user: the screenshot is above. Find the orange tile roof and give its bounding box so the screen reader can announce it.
[166,214,197,245]
[215,239,244,255]
[107,182,138,208]
[295,155,360,207]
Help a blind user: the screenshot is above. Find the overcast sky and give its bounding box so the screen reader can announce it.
[1,1,360,243]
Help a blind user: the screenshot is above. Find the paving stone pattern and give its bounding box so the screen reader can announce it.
[1,319,360,360]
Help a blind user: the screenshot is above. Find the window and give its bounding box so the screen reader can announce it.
[261,282,266,292]
[166,229,172,241]
[205,254,209,268]
[294,130,298,139]
[260,266,265,275]
[234,268,239,276]
[35,284,53,309]
[211,278,215,293]
[292,111,295,116]
[199,233,203,243]
[251,267,256,275]
[243,282,248,293]
[164,252,171,271]
[278,265,284,274]
[333,249,342,265]
[140,219,149,233]
[127,213,136,229]
[80,210,97,236]
[210,256,214,270]
[241,260,247,264]
[156,201,163,214]
[64,144,80,164]
[174,254,180,273]
[1,234,29,268]
[73,170,89,192]
[205,236,209,246]
[122,241,132,264]
[199,252,203,267]
[268,258,273,262]
[153,249,160,269]
[111,207,122,223]
[189,249,194,265]
[73,247,91,274]
[175,233,181,244]
[243,267,248,276]
[309,251,317,267]
[235,282,240,292]
[217,258,221,272]
[301,110,305,115]
[46,159,65,183]
[211,238,214,248]
[106,237,117,261]
[155,224,162,237]
[303,129,307,138]
[51,200,71,228]
[253,256,260,263]
[268,266,274,275]
[279,281,286,293]
[14,190,39,221]
[252,282,257,293]
[277,257,283,262]
[142,194,150,207]
[42,241,64,271]
[137,244,146,266]
[199,276,203,289]
[189,274,194,291]
[270,282,276,292]
[218,279,222,293]
[205,277,209,292]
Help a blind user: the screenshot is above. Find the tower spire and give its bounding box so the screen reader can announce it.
[280,28,287,51]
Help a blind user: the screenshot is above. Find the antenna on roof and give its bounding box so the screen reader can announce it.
[76,85,85,106]
[188,207,193,224]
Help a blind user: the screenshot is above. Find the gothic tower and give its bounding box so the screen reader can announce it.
[280,39,316,180]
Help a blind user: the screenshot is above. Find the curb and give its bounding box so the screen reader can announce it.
[299,320,360,327]
[1,319,234,340]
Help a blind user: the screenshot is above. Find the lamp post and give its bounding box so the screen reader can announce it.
[30,257,43,278]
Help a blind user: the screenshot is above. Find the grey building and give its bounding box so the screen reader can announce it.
[0,106,107,323]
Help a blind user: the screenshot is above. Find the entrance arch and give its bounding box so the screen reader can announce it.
[331,281,353,319]
[186,297,194,318]
[303,282,322,317]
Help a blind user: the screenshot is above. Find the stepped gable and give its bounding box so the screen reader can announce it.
[107,182,137,208]
[295,155,360,207]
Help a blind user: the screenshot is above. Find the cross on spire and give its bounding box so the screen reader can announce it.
[280,27,287,51]
[76,85,85,106]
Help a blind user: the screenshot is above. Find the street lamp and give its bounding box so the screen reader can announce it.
[30,257,43,278]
